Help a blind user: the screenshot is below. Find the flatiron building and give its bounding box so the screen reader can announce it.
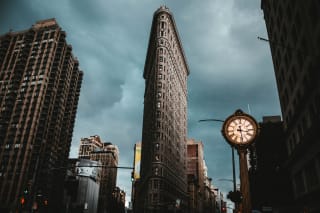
[0,19,83,212]
[136,6,190,212]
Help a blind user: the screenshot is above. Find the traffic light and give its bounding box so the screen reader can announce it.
[221,206,227,213]
[19,196,28,210]
[227,190,243,203]
[20,188,29,208]
[43,199,48,206]
[23,188,29,195]
[233,190,243,203]
[20,197,26,205]
[227,190,233,200]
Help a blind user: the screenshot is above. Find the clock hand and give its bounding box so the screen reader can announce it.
[237,127,251,132]
[237,125,244,143]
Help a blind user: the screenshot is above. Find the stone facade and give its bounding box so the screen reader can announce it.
[0,18,83,212]
[136,6,190,212]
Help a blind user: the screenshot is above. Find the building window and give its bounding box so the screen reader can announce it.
[161,21,165,29]
[154,180,159,189]
[305,161,319,190]
[294,171,305,196]
[155,132,160,140]
[154,167,159,175]
[154,143,160,150]
[153,193,158,202]
[156,110,161,118]
[157,102,161,108]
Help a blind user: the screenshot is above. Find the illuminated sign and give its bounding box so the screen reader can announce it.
[133,142,141,180]
[76,159,101,181]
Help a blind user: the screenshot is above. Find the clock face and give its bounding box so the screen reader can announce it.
[222,111,259,146]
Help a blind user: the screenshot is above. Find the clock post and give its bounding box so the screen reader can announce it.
[238,146,251,213]
[221,109,259,213]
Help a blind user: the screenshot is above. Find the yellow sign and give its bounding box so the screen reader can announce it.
[133,142,141,179]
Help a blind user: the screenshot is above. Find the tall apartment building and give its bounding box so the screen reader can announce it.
[91,143,119,213]
[261,1,320,212]
[0,18,83,212]
[136,6,190,212]
[187,139,205,213]
[78,136,119,213]
[78,135,104,159]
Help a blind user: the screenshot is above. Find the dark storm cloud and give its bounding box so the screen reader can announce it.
[0,1,38,33]
[1,0,282,206]
[232,0,259,12]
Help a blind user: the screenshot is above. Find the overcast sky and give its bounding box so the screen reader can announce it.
[1,0,281,208]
